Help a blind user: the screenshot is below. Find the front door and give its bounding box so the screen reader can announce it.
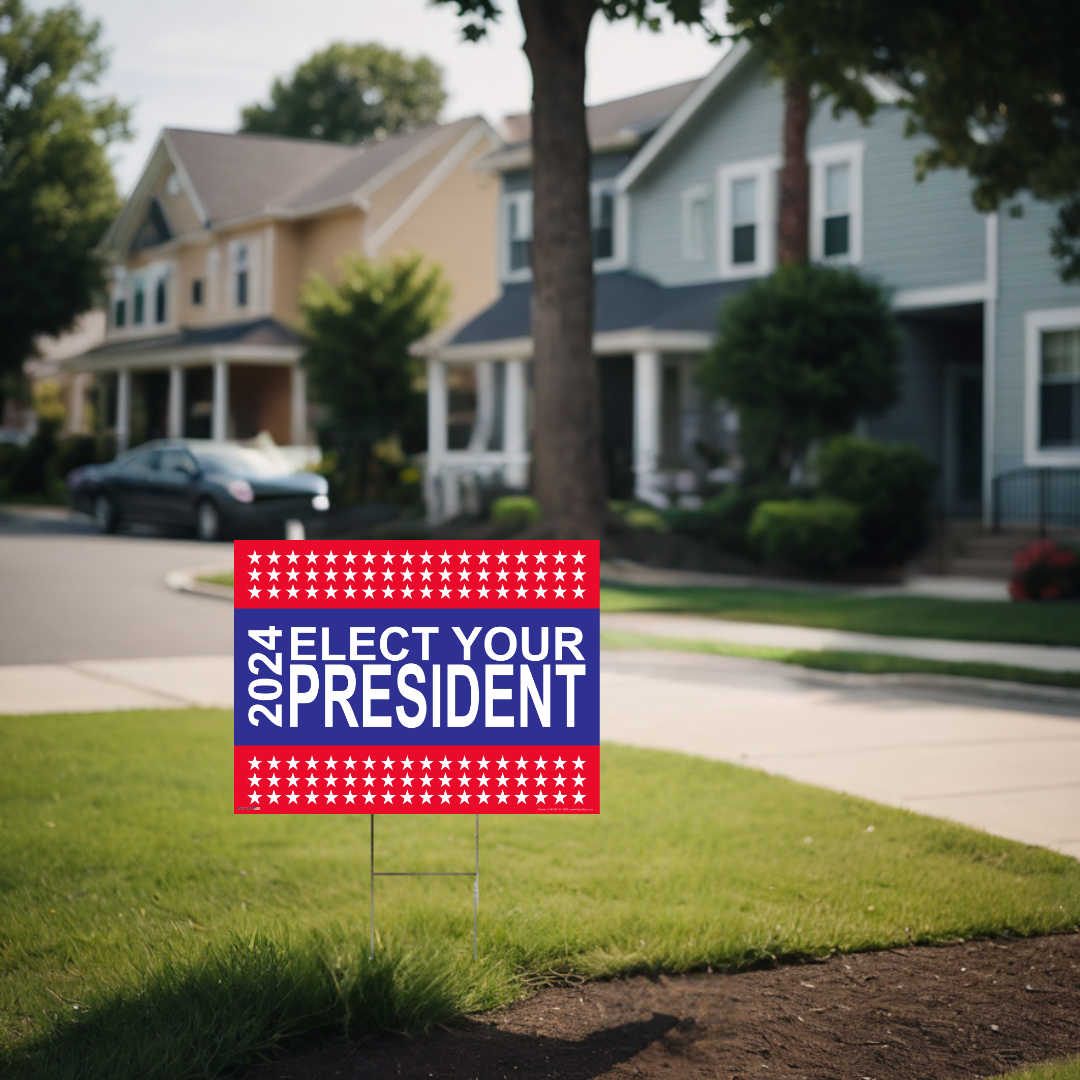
[599,356,634,500]
[946,365,983,516]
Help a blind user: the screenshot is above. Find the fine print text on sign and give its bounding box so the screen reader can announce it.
[233,539,599,815]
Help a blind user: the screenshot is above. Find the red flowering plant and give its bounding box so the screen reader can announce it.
[1009,540,1080,601]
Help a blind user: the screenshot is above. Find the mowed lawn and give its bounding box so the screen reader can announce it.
[2,710,1079,1080]
[600,583,1080,646]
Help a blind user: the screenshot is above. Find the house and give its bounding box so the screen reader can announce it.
[425,41,1080,529]
[62,117,503,453]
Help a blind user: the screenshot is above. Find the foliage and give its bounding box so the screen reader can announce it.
[0,0,130,383]
[599,582,1080,647]
[300,252,449,503]
[700,265,900,480]
[748,497,862,572]
[490,494,541,530]
[1009,540,1080,603]
[666,483,796,557]
[240,43,445,144]
[3,709,1079,1078]
[817,435,937,568]
[729,0,1080,281]
[609,500,669,532]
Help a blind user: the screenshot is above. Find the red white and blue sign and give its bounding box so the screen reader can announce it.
[233,539,599,815]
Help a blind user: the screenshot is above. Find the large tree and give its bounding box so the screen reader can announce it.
[435,1,716,540]
[729,0,1080,280]
[0,0,130,386]
[240,43,446,144]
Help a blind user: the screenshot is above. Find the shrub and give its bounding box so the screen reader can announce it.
[700,264,900,480]
[1009,540,1080,601]
[817,436,937,567]
[748,498,862,572]
[490,495,541,531]
[667,484,797,556]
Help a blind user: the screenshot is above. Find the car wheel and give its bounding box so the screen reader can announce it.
[93,493,119,534]
[195,499,221,542]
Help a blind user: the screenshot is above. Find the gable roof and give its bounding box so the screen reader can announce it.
[103,117,496,251]
[485,77,704,172]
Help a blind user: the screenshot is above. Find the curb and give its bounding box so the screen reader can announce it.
[164,566,233,601]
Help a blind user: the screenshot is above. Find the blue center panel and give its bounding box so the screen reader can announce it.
[234,608,599,747]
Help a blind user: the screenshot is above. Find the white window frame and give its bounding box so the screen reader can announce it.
[591,180,627,271]
[1024,306,1080,466]
[810,140,864,266]
[716,156,779,280]
[501,190,533,282]
[681,184,711,262]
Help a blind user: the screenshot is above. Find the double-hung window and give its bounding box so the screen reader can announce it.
[505,192,532,277]
[681,185,710,262]
[591,187,615,261]
[810,141,864,264]
[717,157,778,279]
[132,277,146,325]
[1024,308,1080,463]
[233,243,249,307]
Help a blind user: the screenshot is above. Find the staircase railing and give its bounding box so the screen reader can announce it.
[991,467,1080,536]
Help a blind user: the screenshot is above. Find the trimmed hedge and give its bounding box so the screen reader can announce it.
[748,498,862,572]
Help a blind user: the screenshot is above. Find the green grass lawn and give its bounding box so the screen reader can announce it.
[196,573,234,588]
[600,630,1080,691]
[3,709,1078,1080]
[601,582,1080,646]
[995,1059,1080,1080]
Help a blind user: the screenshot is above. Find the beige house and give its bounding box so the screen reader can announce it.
[64,118,502,451]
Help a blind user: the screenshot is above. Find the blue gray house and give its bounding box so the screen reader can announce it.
[424,41,1080,529]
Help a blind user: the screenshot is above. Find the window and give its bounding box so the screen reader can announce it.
[1024,308,1080,464]
[506,193,532,275]
[114,298,126,328]
[154,276,167,323]
[731,178,757,264]
[591,189,614,260]
[234,243,249,307]
[1040,328,1080,448]
[133,278,145,324]
[192,279,203,306]
[681,185,710,261]
[811,141,864,264]
[717,157,779,279]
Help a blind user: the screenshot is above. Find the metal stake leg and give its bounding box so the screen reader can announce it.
[473,814,479,960]
[369,814,375,960]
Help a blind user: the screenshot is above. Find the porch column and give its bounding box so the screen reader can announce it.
[633,350,662,505]
[167,365,183,438]
[290,365,307,445]
[211,359,229,441]
[468,360,496,451]
[504,358,528,488]
[116,369,131,453]
[426,358,449,521]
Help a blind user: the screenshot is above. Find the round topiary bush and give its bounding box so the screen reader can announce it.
[748,498,862,572]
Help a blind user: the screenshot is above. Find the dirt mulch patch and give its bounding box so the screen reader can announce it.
[247,934,1080,1080]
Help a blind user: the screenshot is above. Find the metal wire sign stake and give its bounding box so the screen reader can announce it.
[232,539,601,958]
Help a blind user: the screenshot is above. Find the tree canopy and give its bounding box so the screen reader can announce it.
[0,0,130,382]
[729,0,1080,280]
[700,265,900,481]
[240,43,446,145]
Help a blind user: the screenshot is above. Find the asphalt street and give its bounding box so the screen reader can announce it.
[0,515,232,663]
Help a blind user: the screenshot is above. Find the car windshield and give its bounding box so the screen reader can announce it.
[191,447,295,479]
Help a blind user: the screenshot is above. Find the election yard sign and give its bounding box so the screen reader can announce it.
[234,539,599,815]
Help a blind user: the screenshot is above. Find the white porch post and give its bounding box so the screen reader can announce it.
[426,358,449,521]
[167,365,183,438]
[115,369,132,452]
[468,360,496,451]
[633,350,662,505]
[211,359,229,441]
[504,358,528,488]
[290,365,307,445]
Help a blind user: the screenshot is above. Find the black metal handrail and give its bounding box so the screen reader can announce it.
[991,467,1080,536]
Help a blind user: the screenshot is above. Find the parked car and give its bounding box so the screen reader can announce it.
[68,439,330,541]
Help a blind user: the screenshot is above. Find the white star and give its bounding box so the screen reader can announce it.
[573,792,585,803]
[497,791,509,804]
[325,791,338,803]
[553,551,565,564]
[382,756,395,770]
[477,757,490,770]
[420,550,432,563]
[249,569,261,581]
[344,758,356,769]
[267,551,279,564]
[402,586,413,598]
[287,791,299,803]
[477,550,489,564]
[401,550,413,563]
[249,775,261,786]
[305,791,319,803]
[344,791,356,803]
[573,586,585,598]
[497,587,509,598]
[440,550,452,563]
[496,550,508,563]
[459,586,470,598]
[382,587,394,598]
[478,790,490,803]
[478,587,490,598]
[325,586,337,598]
[343,551,355,564]
[573,551,584,562]
[516,586,528,598]
[249,586,260,598]
[554,790,566,803]
[554,587,566,598]
[440,587,451,598]
[362,757,375,769]
[534,551,548,563]
[496,757,509,770]
[573,757,585,770]
[382,791,395,803]
[249,551,262,563]
[268,586,280,598]
[534,758,546,770]
[421,587,433,598]
[324,757,337,770]
[382,550,395,564]
[345,587,356,598]
[421,791,433,803]
[286,757,299,769]
[305,756,318,769]
[402,791,414,803]
[364,587,375,598]
[248,757,261,769]
[287,551,299,564]
[306,586,318,598]
[515,791,528,803]
[363,551,375,563]
[306,550,319,563]
[363,792,375,803]
[325,550,338,563]
[249,791,261,802]
[439,791,452,803]
[535,790,547,802]
[535,587,546,598]
[268,790,280,803]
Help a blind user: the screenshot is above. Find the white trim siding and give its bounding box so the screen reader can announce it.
[1024,306,1080,466]
[810,140,864,265]
[716,156,779,280]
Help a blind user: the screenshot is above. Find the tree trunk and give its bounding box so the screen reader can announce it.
[777,77,811,265]
[519,0,606,540]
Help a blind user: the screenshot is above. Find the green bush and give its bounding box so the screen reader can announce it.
[666,484,797,556]
[749,498,862,572]
[817,436,937,568]
[490,495,541,530]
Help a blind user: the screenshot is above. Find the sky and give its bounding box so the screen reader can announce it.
[41,0,729,195]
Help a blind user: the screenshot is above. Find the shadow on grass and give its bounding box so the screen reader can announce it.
[5,928,508,1080]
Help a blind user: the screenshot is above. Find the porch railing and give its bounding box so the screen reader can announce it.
[991,467,1080,535]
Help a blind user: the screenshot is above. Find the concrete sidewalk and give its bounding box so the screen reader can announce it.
[601,611,1080,673]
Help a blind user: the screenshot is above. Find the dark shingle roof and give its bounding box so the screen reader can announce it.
[83,317,299,358]
[449,272,747,345]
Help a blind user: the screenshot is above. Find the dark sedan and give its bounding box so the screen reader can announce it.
[68,439,330,540]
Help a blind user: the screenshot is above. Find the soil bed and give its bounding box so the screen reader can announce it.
[247,933,1080,1080]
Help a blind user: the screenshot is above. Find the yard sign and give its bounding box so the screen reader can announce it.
[233,539,599,815]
